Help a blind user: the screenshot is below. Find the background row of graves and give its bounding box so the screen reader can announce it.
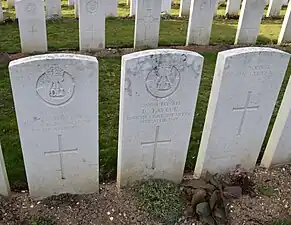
[1,47,291,199]
[2,0,291,53]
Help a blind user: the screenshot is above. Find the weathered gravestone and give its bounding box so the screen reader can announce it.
[278,1,291,44]
[79,0,105,51]
[134,0,162,48]
[46,0,62,19]
[179,0,191,17]
[68,0,74,6]
[235,0,265,45]
[130,0,136,16]
[9,54,99,198]
[225,0,241,16]
[0,143,10,197]
[0,3,3,23]
[186,0,217,45]
[267,0,284,17]
[74,0,79,18]
[117,49,204,187]
[161,0,171,13]
[15,0,48,53]
[8,0,14,8]
[105,0,117,17]
[261,71,291,168]
[194,47,290,178]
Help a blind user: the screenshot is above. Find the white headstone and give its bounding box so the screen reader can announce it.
[105,0,117,17]
[117,49,204,187]
[9,54,99,198]
[15,0,48,53]
[235,0,265,45]
[261,75,291,168]
[8,0,15,8]
[179,0,191,17]
[134,0,162,48]
[278,0,291,44]
[68,0,74,6]
[74,0,79,18]
[46,0,62,19]
[186,0,216,45]
[267,0,284,17]
[225,0,241,16]
[161,0,171,13]
[130,0,136,16]
[0,143,10,197]
[0,3,3,23]
[194,47,290,178]
[79,0,105,51]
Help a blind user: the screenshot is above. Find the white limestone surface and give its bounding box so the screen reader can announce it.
[117,49,204,187]
[9,54,99,198]
[194,47,290,178]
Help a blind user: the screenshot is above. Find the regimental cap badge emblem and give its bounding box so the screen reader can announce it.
[26,3,37,13]
[145,66,180,98]
[36,66,76,106]
[86,0,99,13]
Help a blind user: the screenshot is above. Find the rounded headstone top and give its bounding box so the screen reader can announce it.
[218,47,290,58]
[9,53,98,68]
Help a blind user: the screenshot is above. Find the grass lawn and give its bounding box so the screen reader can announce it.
[270,220,291,225]
[1,51,291,186]
[0,1,289,52]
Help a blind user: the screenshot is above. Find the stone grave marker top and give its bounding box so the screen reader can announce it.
[9,53,99,198]
[194,47,290,178]
[0,143,10,197]
[117,49,204,187]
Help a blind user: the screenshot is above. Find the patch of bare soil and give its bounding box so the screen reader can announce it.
[1,166,291,225]
[228,165,291,225]
[0,182,199,225]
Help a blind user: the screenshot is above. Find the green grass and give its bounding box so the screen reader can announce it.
[29,216,56,225]
[0,17,287,52]
[256,185,279,197]
[133,180,185,225]
[0,1,289,52]
[1,52,291,187]
[269,220,291,225]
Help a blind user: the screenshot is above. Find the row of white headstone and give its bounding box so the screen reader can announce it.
[1,47,291,198]
[9,0,109,53]
[226,0,290,18]
[1,0,290,21]
[1,0,118,20]
[128,0,291,46]
[128,0,290,17]
[4,0,291,54]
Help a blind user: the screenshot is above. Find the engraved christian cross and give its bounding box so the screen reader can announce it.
[141,125,171,170]
[233,91,259,135]
[44,134,78,180]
